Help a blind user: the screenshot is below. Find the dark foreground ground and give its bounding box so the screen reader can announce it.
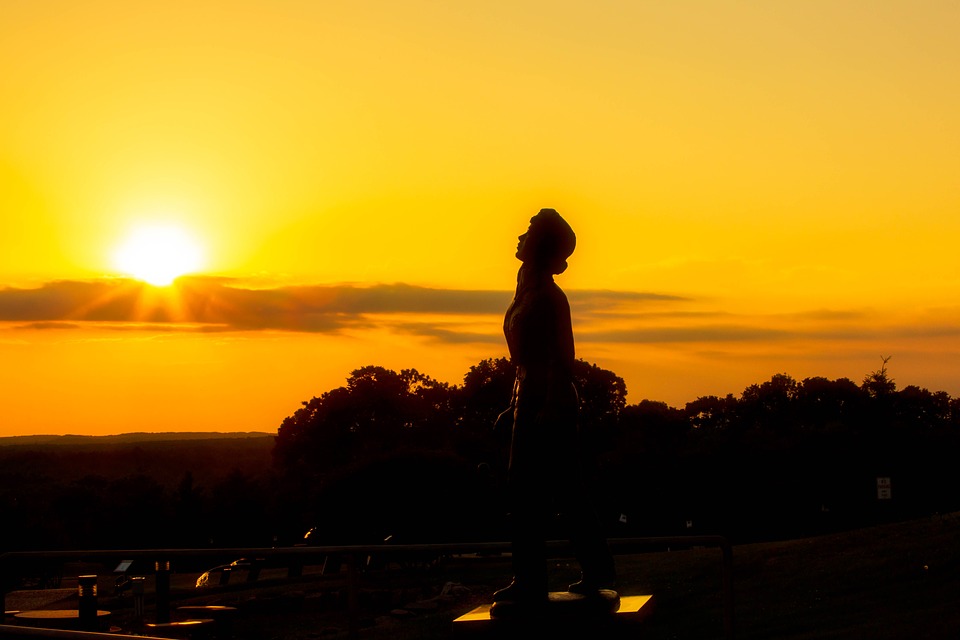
[6,512,959,639]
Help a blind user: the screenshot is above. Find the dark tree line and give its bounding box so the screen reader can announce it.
[272,358,960,545]
[4,358,959,553]
[605,364,960,541]
[0,439,277,553]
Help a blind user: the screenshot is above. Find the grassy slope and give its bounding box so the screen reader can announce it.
[0,435,275,488]
[731,513,960,640]
[613,512,960,639]
[369,512,960,639]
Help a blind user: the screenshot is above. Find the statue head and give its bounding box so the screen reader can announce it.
[516,208,576,274]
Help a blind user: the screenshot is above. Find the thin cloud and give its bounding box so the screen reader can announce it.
[568,289,687,312]
[14,321,83,330]
[0,277,687,334]
[392,322,503,345]
[8,278,950,351]
[0,280,142,321]
[578,319,960,345]
[580,325,793,344]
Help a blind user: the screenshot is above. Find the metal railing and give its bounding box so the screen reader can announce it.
[2,536,734,639]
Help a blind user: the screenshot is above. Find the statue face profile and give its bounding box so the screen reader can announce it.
[515,208,576,274]
[515,229,536,263]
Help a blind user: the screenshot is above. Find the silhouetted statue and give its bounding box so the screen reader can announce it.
[492,208,616,613]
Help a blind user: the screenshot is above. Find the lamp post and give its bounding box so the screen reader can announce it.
[77,575,98,631]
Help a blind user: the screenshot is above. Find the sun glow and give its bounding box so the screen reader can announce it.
[113,224,205,286]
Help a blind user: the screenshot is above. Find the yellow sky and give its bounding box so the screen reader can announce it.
[2,1,959,435]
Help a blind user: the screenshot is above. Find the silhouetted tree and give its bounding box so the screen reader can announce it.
[739,373,800,433]
[208,469,271,546]
[458,357,516,431]
[106,474,169,548]
[453,357,515,473]
[274,366,455,472]
[573,359,627,454]
[795,376,863,431]
[686,394,739,432]
[172,471,208,547]
[619,400,687,456]
[862,355,896,398]
[267,357,960,544]
[894,385,951,430]
[50,476,108,549]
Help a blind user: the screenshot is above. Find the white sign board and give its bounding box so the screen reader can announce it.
[877,476,892,500]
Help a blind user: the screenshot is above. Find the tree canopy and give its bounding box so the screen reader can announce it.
[6,356,957,552]
[271,356,960,544]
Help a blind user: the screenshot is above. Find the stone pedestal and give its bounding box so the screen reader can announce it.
[453,593,653,640]
[14,609,112,632]
[144,619,215,639]
[489,589,620,618]
[176,605,238,638]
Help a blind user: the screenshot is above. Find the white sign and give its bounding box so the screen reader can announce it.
[877,477,892,500]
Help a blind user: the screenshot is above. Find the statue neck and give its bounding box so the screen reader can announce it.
[516,263,554,292]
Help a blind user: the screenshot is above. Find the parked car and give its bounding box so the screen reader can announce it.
[195,558,259,588]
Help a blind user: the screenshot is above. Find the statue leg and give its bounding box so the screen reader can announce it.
[494,417,548,604]
[550,434,615,595]
[565,483,616,592]
[500,494,548,602]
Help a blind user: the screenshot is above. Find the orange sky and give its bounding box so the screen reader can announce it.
[2,1,959,436]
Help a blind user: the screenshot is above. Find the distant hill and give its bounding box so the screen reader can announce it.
[0,431,276,494]
[0,432,273,447]
[0,431,278,551]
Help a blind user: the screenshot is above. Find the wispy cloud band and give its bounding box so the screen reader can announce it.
[0,277,674,334]
[3,278,957,350]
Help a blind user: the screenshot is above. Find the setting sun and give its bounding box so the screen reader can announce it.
[112,224,205,286]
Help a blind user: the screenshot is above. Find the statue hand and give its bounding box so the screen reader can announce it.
[494,407,514,433]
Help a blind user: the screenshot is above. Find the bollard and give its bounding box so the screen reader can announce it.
[154,561,171,624]
[77,575,98,631]
[132,576,146,629]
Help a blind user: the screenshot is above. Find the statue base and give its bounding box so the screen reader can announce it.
[453,593,653,640]
[489,589,620,618]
